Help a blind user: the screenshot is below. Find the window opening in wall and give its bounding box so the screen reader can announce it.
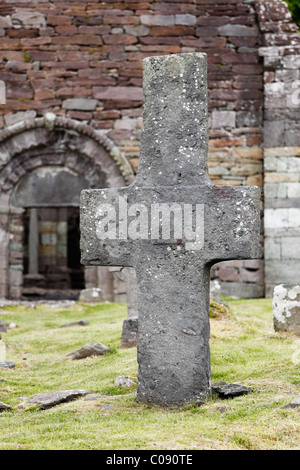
[22,207,85,300]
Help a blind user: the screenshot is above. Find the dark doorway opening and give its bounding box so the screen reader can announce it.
[22,207,85,300]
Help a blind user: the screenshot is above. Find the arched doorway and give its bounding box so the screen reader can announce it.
[0,115,134,300]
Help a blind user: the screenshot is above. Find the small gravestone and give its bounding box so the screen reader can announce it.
[80,53,261,407]
[112,267,139,348]
[273,284,300,336]
[79,287,104,303]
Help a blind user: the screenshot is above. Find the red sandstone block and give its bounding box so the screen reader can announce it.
[268,1,291,21]
[140,44,180,53]
[102,15,139,25]
[52,35,102,45]
[47,15,72,26]
[209,138,244,148]
[78,25,110,35]
[235,99,262,111]
[93,86,143,101]
[29,51,57,61]
[246,135,262,146]
[20,37,52,48]
[67,110,93,120]
[227,36,259,47]
[35,89,55,101]
[127,51,167,61]
[91,119,114,129]
[0,38,20,50]
[150,26,194,36]
[182,37,226,48]
[7,29,39,38]
[210,89,238,101]
[56,87,92,99]
[63,7,87,17]
[102,34,138,45]
[195,26,218,36]
[140,36,180,45]
[120,67,143,78]
[233,64,263,75]
[55,25,78,36]
[221,52,259,65]
[94,109,121,119]
[196,16,229,26]
[233,75,263,90]
[104,99,143,109]
[4,99,61,111]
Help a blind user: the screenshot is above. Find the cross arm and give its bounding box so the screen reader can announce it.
[203,184,262,265]
[80,187,135,268]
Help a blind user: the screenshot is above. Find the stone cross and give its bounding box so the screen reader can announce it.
[80,53,261,407]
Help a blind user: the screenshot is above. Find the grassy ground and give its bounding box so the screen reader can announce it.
[0,298,299,450]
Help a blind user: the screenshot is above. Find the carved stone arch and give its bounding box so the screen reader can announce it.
[0,115,134,299]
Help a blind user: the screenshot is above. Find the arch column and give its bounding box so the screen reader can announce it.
[0,116,134,299]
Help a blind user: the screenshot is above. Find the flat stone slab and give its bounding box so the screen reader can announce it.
[0,361,15,368]
[212,382,253,398]
[28,390,91,410]
[0,402,13,412]
[59,320,89,328]
[66,342,110,360]
[273,284,300,336]
[282,395,300,409]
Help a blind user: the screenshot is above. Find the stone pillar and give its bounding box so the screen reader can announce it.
[117,268,138,348]
[0,204,10,298]
[28,208,39,274]
[8,206,24,299]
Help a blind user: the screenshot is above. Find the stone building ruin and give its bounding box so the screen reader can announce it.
[0,0,299,300]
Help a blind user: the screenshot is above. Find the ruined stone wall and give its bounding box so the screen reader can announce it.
[0,0,299,298]
[256,0,300,296]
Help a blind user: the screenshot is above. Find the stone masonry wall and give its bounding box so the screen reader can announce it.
[0,0,298,298]
[256,0,300,296]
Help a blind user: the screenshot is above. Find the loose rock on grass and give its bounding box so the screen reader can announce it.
[66,342,110,360]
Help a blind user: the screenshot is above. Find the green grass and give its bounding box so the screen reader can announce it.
[0,298,299,450]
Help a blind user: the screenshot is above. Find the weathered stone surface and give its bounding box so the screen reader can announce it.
[282,395,300,409]
[62,99,98,111]
[114,375,136,388]
[67,342,110,360]
[218,24,259,37]
[212,382,254,398]
[273,284,300,335]
[28,390,91,410]
[80,53,261,407]
[0,361,15,368]
[79,287,104,303]
[0,402,13,412]
[120,317,138,349]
